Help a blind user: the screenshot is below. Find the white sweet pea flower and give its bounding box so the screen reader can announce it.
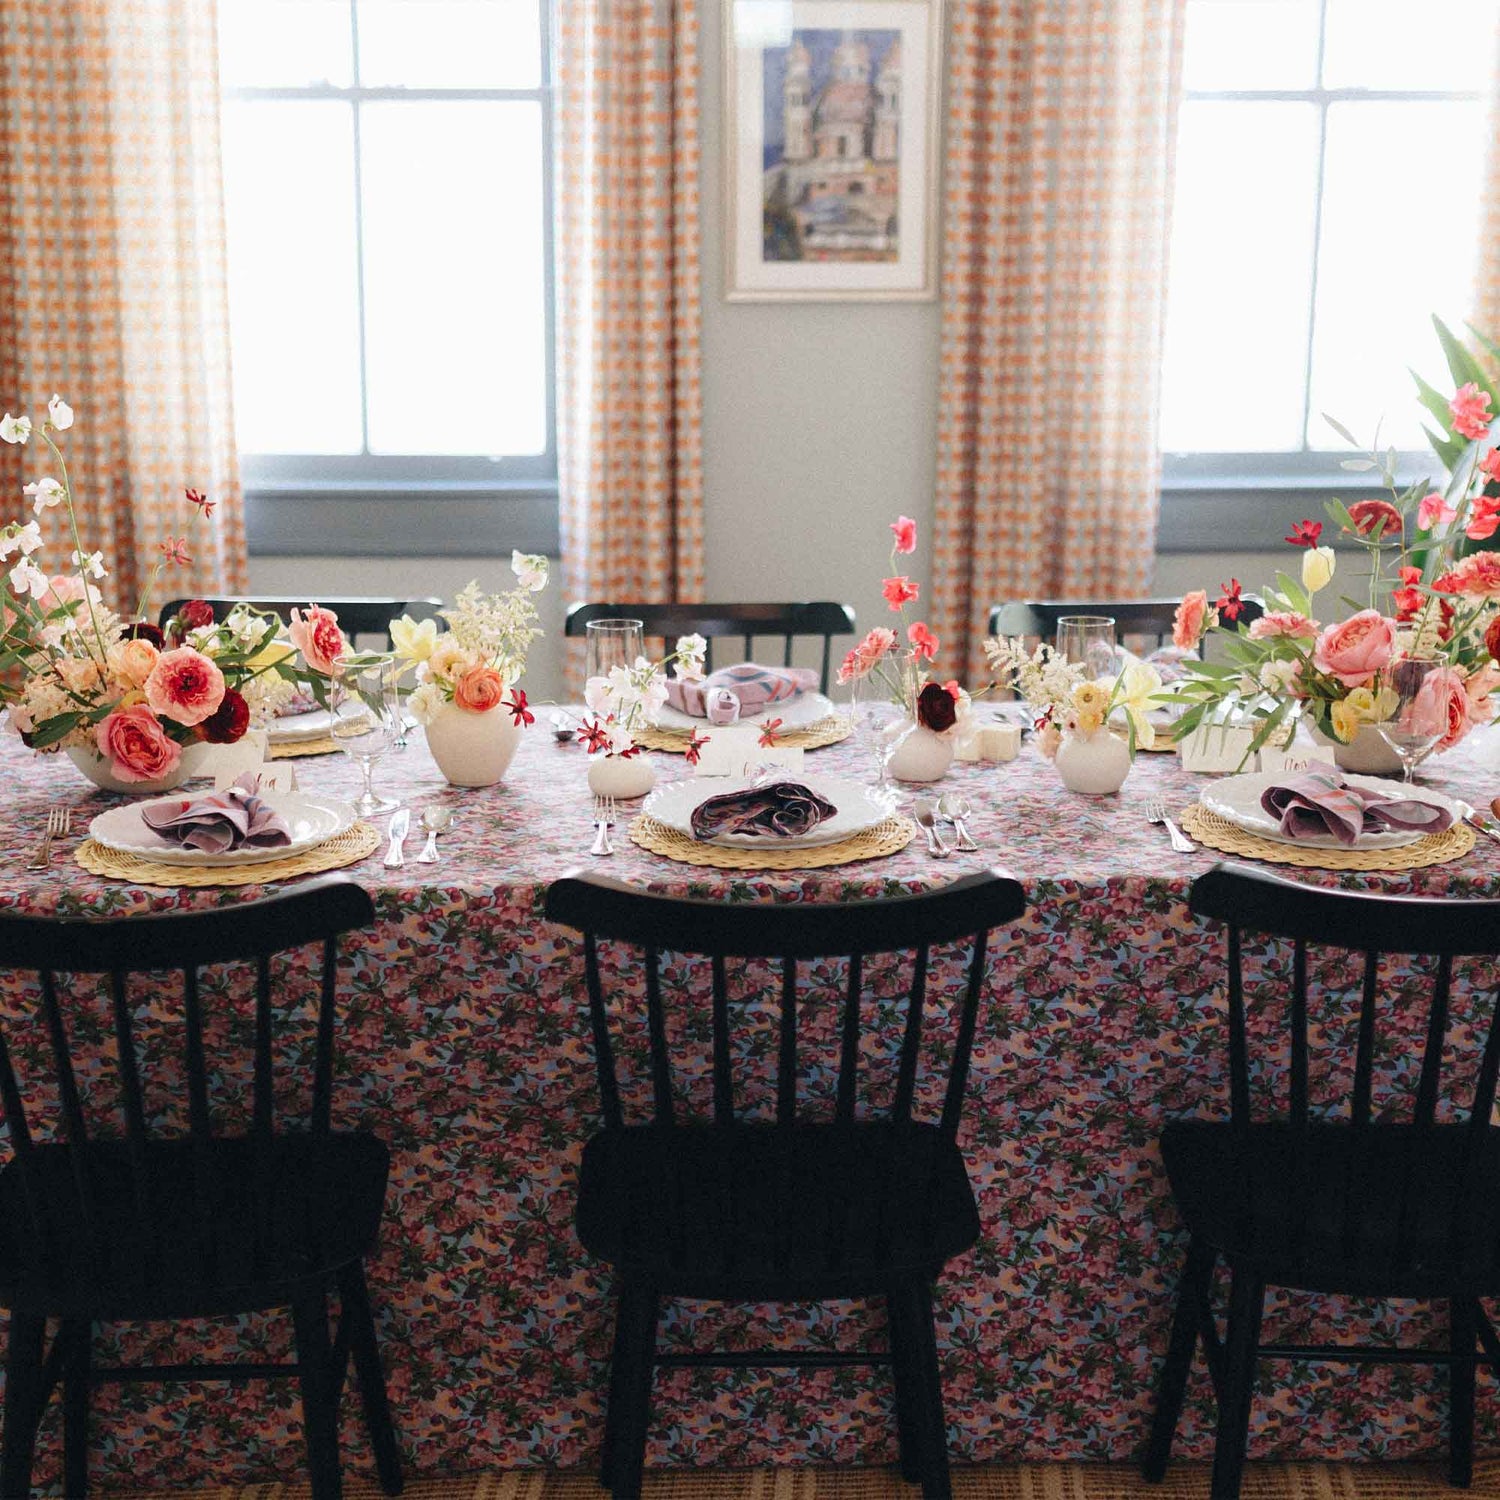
[24,477,65,514]
[70,549,105,580]
[639,670,669,724]
[674,633,707,679]
[0,414,31,445]
[46,394,73,431]
[8,557,47,597]
[0,521,41,561]
[606,722,635,757]
[510,550,548,592]
[406,680,445,726]
[584,674,612,715]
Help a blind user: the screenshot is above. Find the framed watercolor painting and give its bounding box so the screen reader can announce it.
[723,0,943,302]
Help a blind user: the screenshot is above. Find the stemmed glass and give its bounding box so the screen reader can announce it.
[852,682,902,795]
[585,619,645,684]
[331,663,400,815]
[1375,656,1446,784]
[1056,615,1118,680]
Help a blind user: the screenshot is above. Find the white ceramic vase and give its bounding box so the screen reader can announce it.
[587,753,657,800]
[424,702,522,788]
[1307,721,1414,777]
[1053,730,1131,795]
[886,722,954,783]
[67,741,213,796]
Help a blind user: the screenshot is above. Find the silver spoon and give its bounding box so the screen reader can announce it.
[913,797,953,860]
[417,805,454,863]
[936,792,980,852]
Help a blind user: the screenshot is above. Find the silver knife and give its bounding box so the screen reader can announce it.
[383,808,411,867]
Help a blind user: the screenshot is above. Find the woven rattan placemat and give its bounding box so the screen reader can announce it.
[75,822,380,887]
[629,813,915,870]
[1180,801,1475,872]
[636,715,853,754]
[266,736,341,759]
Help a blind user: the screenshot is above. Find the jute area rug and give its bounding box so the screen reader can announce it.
[100,1462,1500,1500]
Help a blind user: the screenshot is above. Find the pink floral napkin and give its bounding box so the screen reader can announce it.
[1259,770,1453,845]
[140,775,293,854]
[665,663,818,718]
[690,782,837,840]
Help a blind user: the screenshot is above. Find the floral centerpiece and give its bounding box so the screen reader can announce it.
[1166,318,1500,771]
[391,555,548,787]
[0,395,299,792]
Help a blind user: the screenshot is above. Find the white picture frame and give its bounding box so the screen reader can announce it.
[723,0,943,302]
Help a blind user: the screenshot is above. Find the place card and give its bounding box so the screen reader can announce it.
[208,728,269,790]
[692,724,806,778]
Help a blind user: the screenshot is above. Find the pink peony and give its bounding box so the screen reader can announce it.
[1247,610,1317,641]
[96,706,182,782]
[1450,382,1494,441]
[836,627,897,684]
[889,516,917,554]
[1312,609,1396,688]
[1410,665,1471,752]
[1418,492,1456,530]
[288,605,346,675]
[143,646,226,726]
[1171,590,1214,651]
[1432,551,1500,599]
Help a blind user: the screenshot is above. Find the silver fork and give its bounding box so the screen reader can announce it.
[1145,797,1196,853]
[27,805,71,871]
[589,795,615,858]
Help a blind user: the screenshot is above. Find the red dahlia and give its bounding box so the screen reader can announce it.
[916,681,957,732]
[197,689,249,744]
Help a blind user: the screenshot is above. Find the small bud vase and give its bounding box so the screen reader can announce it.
[587,753,657,800]
[424,701,522,788]
[1053,729,1131,796]
[886,721,955,783]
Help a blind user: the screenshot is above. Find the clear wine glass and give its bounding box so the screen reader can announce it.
[856,693,903,794]
[585,618,645,685]
[380,659,410,750]
[1375,655,1445,784]
[331,664,400,815]
[1056,615,1118,681]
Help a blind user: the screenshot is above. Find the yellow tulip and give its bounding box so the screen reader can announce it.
[1302,545,1336,593]
[391,614,439,664]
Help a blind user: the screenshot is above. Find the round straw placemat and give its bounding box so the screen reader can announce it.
[1179,802,1475,871]
[74,822,381,887]
[629,813,915,869]
[635,714,853,754]
[267,736,341,759]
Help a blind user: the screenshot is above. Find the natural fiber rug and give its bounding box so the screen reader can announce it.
[98,1462,1500,1500]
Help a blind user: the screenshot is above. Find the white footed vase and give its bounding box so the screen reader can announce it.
[886,722,954,783]
[68,741,214,796]
[424,702,522,788]
[1053,730,1131,795]
[587,753,657,800]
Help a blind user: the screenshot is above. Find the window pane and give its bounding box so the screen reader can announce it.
[357,0,542,88]
[1307,102,1484,451]
[222,102,364,455]
[219,0,352,89]
[360,102,548,456]
[1160,102,1320,452]
[1323,0,1495,92]
[1182,0,1321,91]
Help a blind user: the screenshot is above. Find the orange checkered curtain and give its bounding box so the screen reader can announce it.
[556,0,704,671]
[931,0,1187,683]
[0,0,246,602]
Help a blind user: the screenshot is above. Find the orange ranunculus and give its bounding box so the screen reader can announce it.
[453,665,508,713]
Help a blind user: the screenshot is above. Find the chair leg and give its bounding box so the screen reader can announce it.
[1209,1266,1264,1500]
[1143,1238,1215,1483]
[337,1264,403,1496]
[1450,1297,1478,1490]
[606,1278,659,1500]
[292,1291,345,1500]
[62,1318,91,1500]
[598,1282,639,1493]
[886,1288,923,1483]
[1,1311,46,1500]
[905,1282,954,1500]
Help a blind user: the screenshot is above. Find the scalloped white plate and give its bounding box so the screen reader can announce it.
[1200,771,1457,851]
[642,773,888,848]
[88,791,357,867]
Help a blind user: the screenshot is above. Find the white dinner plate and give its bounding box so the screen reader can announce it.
[88,791,357,867]
[642,772,889,849]
[1199,770,1457,851]
[651,690,836,735]
[267,707,336,744]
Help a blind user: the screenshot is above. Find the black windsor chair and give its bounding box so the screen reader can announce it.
[545,869,1027,1500]
[1145,863,1500,1499]
[988,597,1264,650]
[0,877,401,1500]
[159,596,442,649]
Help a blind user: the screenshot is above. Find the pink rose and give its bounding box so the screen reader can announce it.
[95,706,182,783]
[1172,591,1213,651]
[1465,664,1500,729]
[1247,610,1317,641]
[1311,610,1396,688]
[1409,665,1471,752]
[143,646,226,726]
[288,605,346,676]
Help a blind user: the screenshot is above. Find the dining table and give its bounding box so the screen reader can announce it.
[3,717,1500,1491]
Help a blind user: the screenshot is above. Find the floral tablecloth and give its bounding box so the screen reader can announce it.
[5,722,1500,1491]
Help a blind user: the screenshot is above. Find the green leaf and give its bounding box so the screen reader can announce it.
[1322,413,1360,448]
[28,713,83,749]
[1434,314,1497,402]
[1466,321,1500,374]
[1411,368,1469,471]
[1274,571,1311,617]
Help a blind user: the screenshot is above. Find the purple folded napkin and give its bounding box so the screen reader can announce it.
[666,663,818,719]
[277,689,319,717]
[140,775,293,854]
[690,782,838,841]
[1259,770,1453,846]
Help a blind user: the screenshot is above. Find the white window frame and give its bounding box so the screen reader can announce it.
[225,0,559,557]
[1159,0,1483,550]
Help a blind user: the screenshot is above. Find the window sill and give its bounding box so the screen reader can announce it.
[245,482,560,558]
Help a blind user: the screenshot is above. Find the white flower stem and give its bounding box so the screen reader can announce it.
[40,426,107,661]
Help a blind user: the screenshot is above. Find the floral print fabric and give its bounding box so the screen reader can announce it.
[2,726,1499,1489]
